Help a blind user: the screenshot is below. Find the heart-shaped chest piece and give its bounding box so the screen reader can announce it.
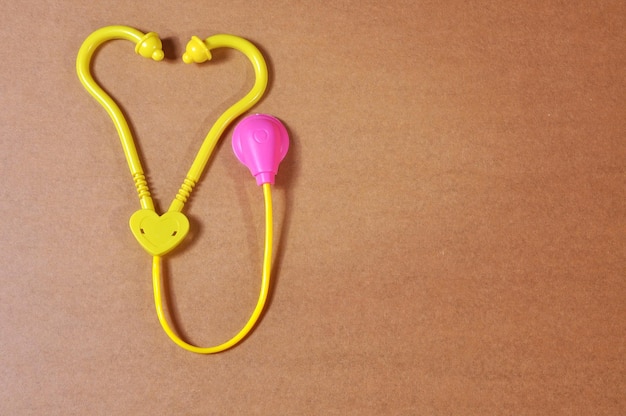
[129,210,190,256]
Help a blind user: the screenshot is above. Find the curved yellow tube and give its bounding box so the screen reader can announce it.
[169,34,268,213]
[153,183,273,353]
[76,26,272,354]
[76,26,164,210]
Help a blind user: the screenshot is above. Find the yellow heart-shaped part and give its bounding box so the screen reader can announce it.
[129,210,190,256]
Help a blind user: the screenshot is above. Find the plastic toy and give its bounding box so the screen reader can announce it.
[76,25,289,353]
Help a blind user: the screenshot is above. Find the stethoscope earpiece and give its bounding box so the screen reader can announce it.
[182,35,212,64]
[135,32,165,61]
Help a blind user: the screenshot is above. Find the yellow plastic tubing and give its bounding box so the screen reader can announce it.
[153,182,272,354]
[76,26,271,353]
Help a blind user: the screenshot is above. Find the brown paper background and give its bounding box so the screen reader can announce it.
[1,1,624,414]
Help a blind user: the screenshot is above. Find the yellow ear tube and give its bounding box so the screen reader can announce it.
[168,33,268,213]
[76,25,165,211]
[76,26,282,354]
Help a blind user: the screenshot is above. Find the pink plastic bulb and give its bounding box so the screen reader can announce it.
[232,114,289,185]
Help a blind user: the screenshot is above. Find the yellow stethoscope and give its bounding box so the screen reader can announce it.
[76,25,288,353]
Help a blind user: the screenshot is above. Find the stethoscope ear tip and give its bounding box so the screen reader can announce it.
[135,32,165,61]
[182,36,212,64]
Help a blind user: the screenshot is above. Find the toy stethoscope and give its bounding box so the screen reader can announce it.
[76,25,289,353]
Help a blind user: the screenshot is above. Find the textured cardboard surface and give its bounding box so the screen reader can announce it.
[1,1,624,414]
